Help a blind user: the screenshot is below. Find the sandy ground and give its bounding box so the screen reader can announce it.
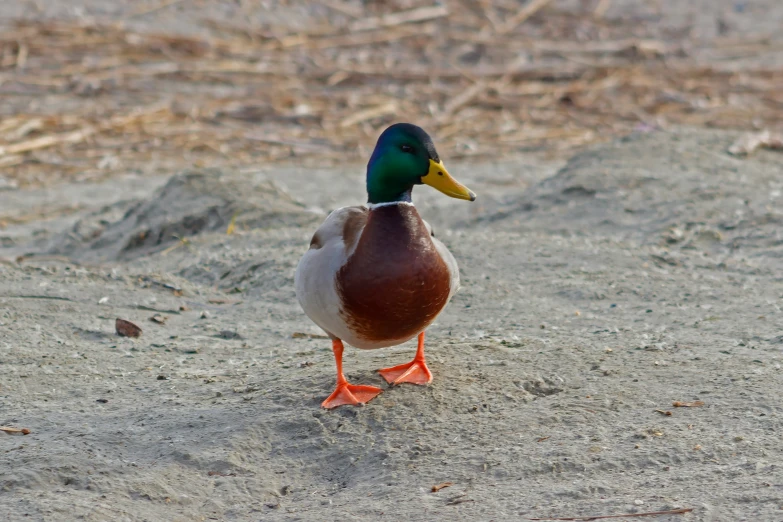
[2,127,783,521]
[2,1,783,521]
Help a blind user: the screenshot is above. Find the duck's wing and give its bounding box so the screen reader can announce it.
[295,206,369,338]
[307,205,368,255]
[422,218,461,300]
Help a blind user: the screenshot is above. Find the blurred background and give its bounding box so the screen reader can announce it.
[1,0,782,190]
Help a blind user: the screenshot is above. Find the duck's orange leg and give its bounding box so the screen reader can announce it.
[321,339,383,409]
[377,331,433,385]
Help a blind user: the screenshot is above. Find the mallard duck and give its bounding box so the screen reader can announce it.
[295,123,476,409]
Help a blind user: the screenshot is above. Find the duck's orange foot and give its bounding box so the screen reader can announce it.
[378,359,433,386]
[321,383,383,409]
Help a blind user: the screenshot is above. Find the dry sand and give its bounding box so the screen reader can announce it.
[2,128,783,521]
[3,1,783,520]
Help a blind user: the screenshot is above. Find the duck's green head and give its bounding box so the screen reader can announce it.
[366,123,476,205]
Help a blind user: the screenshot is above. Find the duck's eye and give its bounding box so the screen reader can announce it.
[400,144,414,153]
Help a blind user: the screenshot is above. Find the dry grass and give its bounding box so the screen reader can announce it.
[1,1,782,187]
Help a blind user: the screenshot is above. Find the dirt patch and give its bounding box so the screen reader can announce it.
[482,130,783,259]
[40,168,318,263]
[2,128,783,521]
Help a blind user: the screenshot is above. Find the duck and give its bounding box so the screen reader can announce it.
[294,123,476,409]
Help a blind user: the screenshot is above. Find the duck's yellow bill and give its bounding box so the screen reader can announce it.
[421,160,476,201]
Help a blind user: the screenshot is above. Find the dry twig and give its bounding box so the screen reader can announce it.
[1,426,31,435]
[672,400,705,408]
[497,0,554,34]
[529,507,694,521]
[350,5,448,32]
[340,102,399,128]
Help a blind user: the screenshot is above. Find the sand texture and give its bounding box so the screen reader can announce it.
[2,129,783,521]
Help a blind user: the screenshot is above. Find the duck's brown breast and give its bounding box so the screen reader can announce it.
[336,204,451,343]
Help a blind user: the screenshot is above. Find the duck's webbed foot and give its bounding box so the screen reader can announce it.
[322,339,382,409]
[377,332,433,386]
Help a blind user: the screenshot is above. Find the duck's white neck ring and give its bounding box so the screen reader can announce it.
[367,201,415,210]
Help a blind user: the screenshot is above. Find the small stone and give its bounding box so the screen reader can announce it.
[665,227,685,243]
[157,375,169,380]
[200,311,210,319]
[634,499,644,506]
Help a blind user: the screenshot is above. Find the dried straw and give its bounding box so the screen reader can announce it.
[0,1,781,188]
